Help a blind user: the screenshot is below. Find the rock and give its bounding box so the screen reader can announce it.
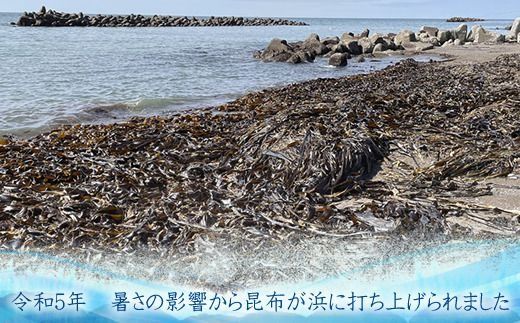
[328,53,348,67]
[394,30,416,45]
[420,26,438,37]
[509,18,520,40]
[373,43,386,52]
[303,33,330,56]
[341,32,356,42]
[428,37,441,46]
[331,43,348,53]
[401,42,434,51]
[441,39,454,47]
[453,24,468,43]
[369,33,385,45]
[258,38,295,62]
[437,30,452,44]
[454,39,462,46]
[382,38,397,50]
[505,24,512,31]
[359,29,370,38]
[39,6,46,15]
[344,40,362,55]
[473,27,505,43]
[356,56,365,63]
[466,25,487,42]
[322,36,340,46]
[446,17,484,22]
[358,37,374,54]
[418,32,431,43]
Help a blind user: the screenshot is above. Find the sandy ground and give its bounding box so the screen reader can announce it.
[435,43,520,211]
[429,42,520,65]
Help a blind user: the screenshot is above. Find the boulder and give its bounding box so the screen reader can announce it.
[341,32,356,42]
[328,53,348,66]
[383,38,397,50]
[358,37,374,54]
[322,36,340,46]
[418,32,431,43]
[303,33,330,55]
[420,26,438,37]
[473,27,505,43]
[394,30,416,45]
[369,33,385,45]
[372,43,386,52]
[509,18,520,40]
[452,24,468,43]
[454,39,463,46]
[441,39,454,47]
[428,37,441,46]
[257,38,296,62]
[359,29,370,38]
[331,43,348,53]
[344,40,362,55]
[437,30,452,44]
[466,25,480,42]
[401,42,434,51]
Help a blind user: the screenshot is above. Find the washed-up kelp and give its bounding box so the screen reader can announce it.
[0,55,519,252]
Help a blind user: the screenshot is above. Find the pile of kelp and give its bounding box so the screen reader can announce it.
[1,55,519,252]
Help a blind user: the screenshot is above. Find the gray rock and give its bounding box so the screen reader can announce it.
[331,43,348,53]
[453,24,468,43]
[441,39,454,47]
[473,27,505,43]
[372,43,386,52]
[420,26,438,37]
[341,32,356,42]
[394,30,416,45]
[344,40,362,55]
[322,36,340,46]
[358,37,374,54]
[328,53,348,66]
[359,29,370,38]
[509,18,520,40]
[383,38,397,50]
[454,39,462,46]
[428,37,441,46]
[418,32,431,43]
[369,33,385,45]
[437,30,452,44]
[258,38,295,62]
[467,25,480,42]
[303,33,330,56]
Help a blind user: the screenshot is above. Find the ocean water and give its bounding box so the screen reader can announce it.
[0,12,513,136]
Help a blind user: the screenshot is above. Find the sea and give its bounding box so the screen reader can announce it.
[0,12,513,136]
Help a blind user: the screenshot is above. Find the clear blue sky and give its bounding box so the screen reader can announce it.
[0,0,518,19]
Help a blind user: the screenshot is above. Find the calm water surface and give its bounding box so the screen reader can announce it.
[0,13,512,136]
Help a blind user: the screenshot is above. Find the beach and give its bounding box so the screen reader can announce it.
[0,12,519,292]
[1,41,519,250]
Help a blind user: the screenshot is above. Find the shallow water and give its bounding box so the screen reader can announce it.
[0,13,512,136]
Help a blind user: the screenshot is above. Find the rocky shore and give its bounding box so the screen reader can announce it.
[14,6,307,27]
[255,18,520,65]
[0,51,519,252]
[446,17,484,22]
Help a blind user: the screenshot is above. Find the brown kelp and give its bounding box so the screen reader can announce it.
[0,55,519,253]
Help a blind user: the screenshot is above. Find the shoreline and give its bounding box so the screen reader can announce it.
[1,44,519,255]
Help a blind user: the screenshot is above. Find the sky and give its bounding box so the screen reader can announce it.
[0,0,518,19]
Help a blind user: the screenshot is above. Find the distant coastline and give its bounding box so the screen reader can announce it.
[14,6,307,27]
